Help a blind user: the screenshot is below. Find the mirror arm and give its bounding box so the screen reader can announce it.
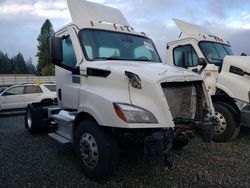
[198,63,207,74]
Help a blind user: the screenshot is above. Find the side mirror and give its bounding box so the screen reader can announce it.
[198,58,207,66]
[197,58,207,74]
[181,52,188,68]
[50,37,63,64]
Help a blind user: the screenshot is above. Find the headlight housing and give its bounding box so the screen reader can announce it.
[113,103,158,123]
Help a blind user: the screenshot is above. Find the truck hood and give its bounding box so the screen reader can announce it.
[173,18,213,36]
[223,56,250,73]
[84,61,203,83]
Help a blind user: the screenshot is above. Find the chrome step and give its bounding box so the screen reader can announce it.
[48,133,71,144]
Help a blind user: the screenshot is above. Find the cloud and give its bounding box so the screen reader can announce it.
[0,0,70,20]
[228,30,250,55]
[0,0,71,63]
[0,0,250,64]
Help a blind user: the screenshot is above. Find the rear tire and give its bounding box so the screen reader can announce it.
[208,102,239,142]
[74,119,118,180]
[25,103,49,134]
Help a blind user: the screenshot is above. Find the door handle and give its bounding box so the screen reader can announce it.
[58,89,62,101]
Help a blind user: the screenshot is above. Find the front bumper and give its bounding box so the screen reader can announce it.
[174,118,215,142]
[144,119,215,167]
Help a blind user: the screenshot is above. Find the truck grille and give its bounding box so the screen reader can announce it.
[162,84,197,119]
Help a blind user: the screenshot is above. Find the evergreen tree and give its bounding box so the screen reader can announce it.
[0,51,12,74]
[26,57,36,74]
[0,51,4,73]
[36,19,55,76]
[12,53,27,74]
[0,51,36,74]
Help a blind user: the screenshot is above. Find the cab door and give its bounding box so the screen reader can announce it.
[54,28,80,109]
[0,86,25,110]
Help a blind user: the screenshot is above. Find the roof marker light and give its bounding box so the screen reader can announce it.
[124,25,130,32]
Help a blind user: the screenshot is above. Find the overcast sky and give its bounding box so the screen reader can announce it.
[0,0,250,64]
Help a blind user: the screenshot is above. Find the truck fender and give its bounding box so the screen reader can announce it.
[215,84,234,100]
[73,106,102,129]
[212,89,241,120]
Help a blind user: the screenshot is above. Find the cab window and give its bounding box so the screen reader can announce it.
[99,47,120,57]
[62,36,77,68]
[173,45,198,67]
[134,45,153,60]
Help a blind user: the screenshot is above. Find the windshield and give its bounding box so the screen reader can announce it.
[199,41,234,65]
[79,29,161,62]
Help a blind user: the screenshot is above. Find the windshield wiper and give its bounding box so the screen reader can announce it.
[135,58,152,62]
[134,57,152,62]
[93,56,153,62]
[92,57,123,61]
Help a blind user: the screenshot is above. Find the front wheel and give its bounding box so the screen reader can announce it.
[74,119,118,180]
[25,103,49,134]
[206,102,240,142]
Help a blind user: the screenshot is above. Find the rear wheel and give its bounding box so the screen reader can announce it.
[25,103,49,134]
[206,102,239,142]
[74,119,118,180]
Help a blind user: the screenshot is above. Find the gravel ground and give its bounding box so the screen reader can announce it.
[0,115,250,187]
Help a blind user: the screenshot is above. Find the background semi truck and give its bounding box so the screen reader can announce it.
[25,0,215,180]
[167,19,250,142]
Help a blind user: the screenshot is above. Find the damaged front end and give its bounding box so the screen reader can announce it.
[144,81,215,167]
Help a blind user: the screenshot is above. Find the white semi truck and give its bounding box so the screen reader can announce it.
[167,19,250,142]
[25,0,215,180]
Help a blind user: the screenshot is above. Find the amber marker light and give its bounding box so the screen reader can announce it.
[113,103,128,122]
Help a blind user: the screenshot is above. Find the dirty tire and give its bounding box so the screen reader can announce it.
[25,104,47,134]
[212,102,239,142]
[74,119,118,180]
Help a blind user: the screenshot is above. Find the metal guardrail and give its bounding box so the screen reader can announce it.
[0,75,55,86]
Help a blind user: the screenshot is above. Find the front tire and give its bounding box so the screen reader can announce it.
[207,102,239,142]
[74,119,118,180]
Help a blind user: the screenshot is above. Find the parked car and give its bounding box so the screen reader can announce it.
[0,87,7,94]
[0,83,56,111]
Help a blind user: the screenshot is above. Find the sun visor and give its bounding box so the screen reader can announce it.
[173,18,213,36]
[67,0,129,26]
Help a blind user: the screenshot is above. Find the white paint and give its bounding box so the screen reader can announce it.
[67,0,129,26]
[173,18,213,36]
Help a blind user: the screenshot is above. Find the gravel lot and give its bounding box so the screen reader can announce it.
[1,115,250,187]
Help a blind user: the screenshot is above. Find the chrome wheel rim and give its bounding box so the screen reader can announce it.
[206,111,227,135]
[27,109,32,129]
[79,133,99,168]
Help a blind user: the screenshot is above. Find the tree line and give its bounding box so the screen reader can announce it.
[0,52,36,74]
[0,19,55,76]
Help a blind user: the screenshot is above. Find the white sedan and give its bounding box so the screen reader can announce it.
[0,83,56,111]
